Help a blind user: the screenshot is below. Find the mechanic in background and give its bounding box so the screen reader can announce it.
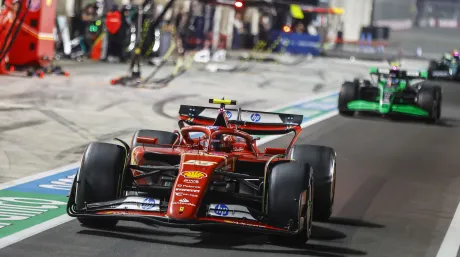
[232,12,245,49]
[105,5,123,62]
[258,15,270,49]
[294,22,305,34]
[80,4,97,54]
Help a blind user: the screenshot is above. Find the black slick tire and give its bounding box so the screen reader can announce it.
[417,85,442,123]
[267,161,313,246]
[289,145,336,221]
[75,142,127,228]
[338,81,358,116]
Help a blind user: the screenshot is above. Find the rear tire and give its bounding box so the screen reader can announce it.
[75,142,127,228]
[267,161,313,245]
[131,129,178,149]
[289,145,336,221]
[338,81,359,116]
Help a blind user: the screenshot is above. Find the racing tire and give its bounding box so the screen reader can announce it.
[74,142,127,228]
[338,81,359,116]
[427,60,438,79]
[131,129,178,149]
[417,85,442,123]
[267,161,313,245]
[289,145,336,221]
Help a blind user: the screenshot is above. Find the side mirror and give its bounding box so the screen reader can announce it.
[136,137,158,145]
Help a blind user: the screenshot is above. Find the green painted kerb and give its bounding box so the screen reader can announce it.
[0,190,68,238]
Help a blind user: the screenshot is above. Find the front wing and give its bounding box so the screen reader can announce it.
[346,100,429,116]
[429,70,460,80]
[67,196,298,236]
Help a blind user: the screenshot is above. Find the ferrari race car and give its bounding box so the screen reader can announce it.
[427,52,460,80]
[67,99,337,244]
[338,67,442,123]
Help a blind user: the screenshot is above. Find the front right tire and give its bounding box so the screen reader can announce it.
[267,161,313,245]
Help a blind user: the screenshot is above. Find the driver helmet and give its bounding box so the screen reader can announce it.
[211,134,232,152]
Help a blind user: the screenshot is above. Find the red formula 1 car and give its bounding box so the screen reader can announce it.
[67,99,337,244]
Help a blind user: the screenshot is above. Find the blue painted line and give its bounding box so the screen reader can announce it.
[6,168,78,196]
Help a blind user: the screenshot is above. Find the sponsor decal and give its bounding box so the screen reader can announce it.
[138,198,156,210]
[176,188,200,193]
[207,126,219,130]
[181,184,201,189]
[184,160,217,166]
[179,198,189,203]
[382,92,392,104]
[214,204,229,216]
[175,192,198,198]
[250,113,261,122]
[179,207,185,213]
[432,71,449,76]
[181,171,207,179]
[225,111,232,118]
[172,202,196,206]
[184,179,199,184]
[208,204,257,220]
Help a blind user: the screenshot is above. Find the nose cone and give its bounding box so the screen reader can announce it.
[167,154,229,219]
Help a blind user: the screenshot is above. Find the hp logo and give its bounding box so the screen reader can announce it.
[214,204,229,216]
[250,113,261,122]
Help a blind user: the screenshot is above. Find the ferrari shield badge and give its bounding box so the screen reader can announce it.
[179,207,185,214]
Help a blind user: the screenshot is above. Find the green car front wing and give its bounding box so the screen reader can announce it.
[346,100,429,117]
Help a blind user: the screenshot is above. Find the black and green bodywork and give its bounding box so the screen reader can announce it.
[338,67,442,122]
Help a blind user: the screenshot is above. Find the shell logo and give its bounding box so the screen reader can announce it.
[182,171,207,179]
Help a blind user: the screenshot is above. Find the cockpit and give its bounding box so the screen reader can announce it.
[178,126,255,154]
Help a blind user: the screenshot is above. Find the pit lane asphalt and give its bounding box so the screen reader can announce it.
[1,73,460,257]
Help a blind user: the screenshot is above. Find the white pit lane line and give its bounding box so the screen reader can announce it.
[436,203,460,257]
[0,90,340,249]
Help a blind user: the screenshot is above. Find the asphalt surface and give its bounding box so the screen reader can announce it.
[390,28,460,56]
[1,67,460,257]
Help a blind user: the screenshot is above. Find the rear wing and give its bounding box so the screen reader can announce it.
[369,67,428,79]
[178,105,303,135]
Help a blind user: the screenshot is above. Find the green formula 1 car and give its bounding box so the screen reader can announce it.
[338,67,442,123]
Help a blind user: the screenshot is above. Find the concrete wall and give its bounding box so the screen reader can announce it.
[329,0,373,41]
